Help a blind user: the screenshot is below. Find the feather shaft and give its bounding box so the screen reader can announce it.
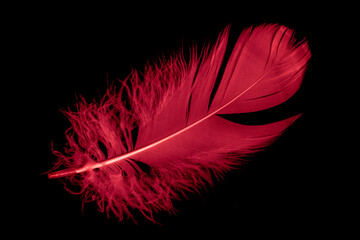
[48,70,271,179]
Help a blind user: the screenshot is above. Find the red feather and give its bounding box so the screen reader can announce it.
[48,24,311,222]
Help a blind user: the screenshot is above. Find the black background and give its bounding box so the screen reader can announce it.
[11,3,335,237]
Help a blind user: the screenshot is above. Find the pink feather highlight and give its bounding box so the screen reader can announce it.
[49,24,311,222]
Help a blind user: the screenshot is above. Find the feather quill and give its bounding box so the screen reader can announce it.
[48,24,311,222]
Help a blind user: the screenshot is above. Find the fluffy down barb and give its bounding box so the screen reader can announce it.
[49,24,311,222]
